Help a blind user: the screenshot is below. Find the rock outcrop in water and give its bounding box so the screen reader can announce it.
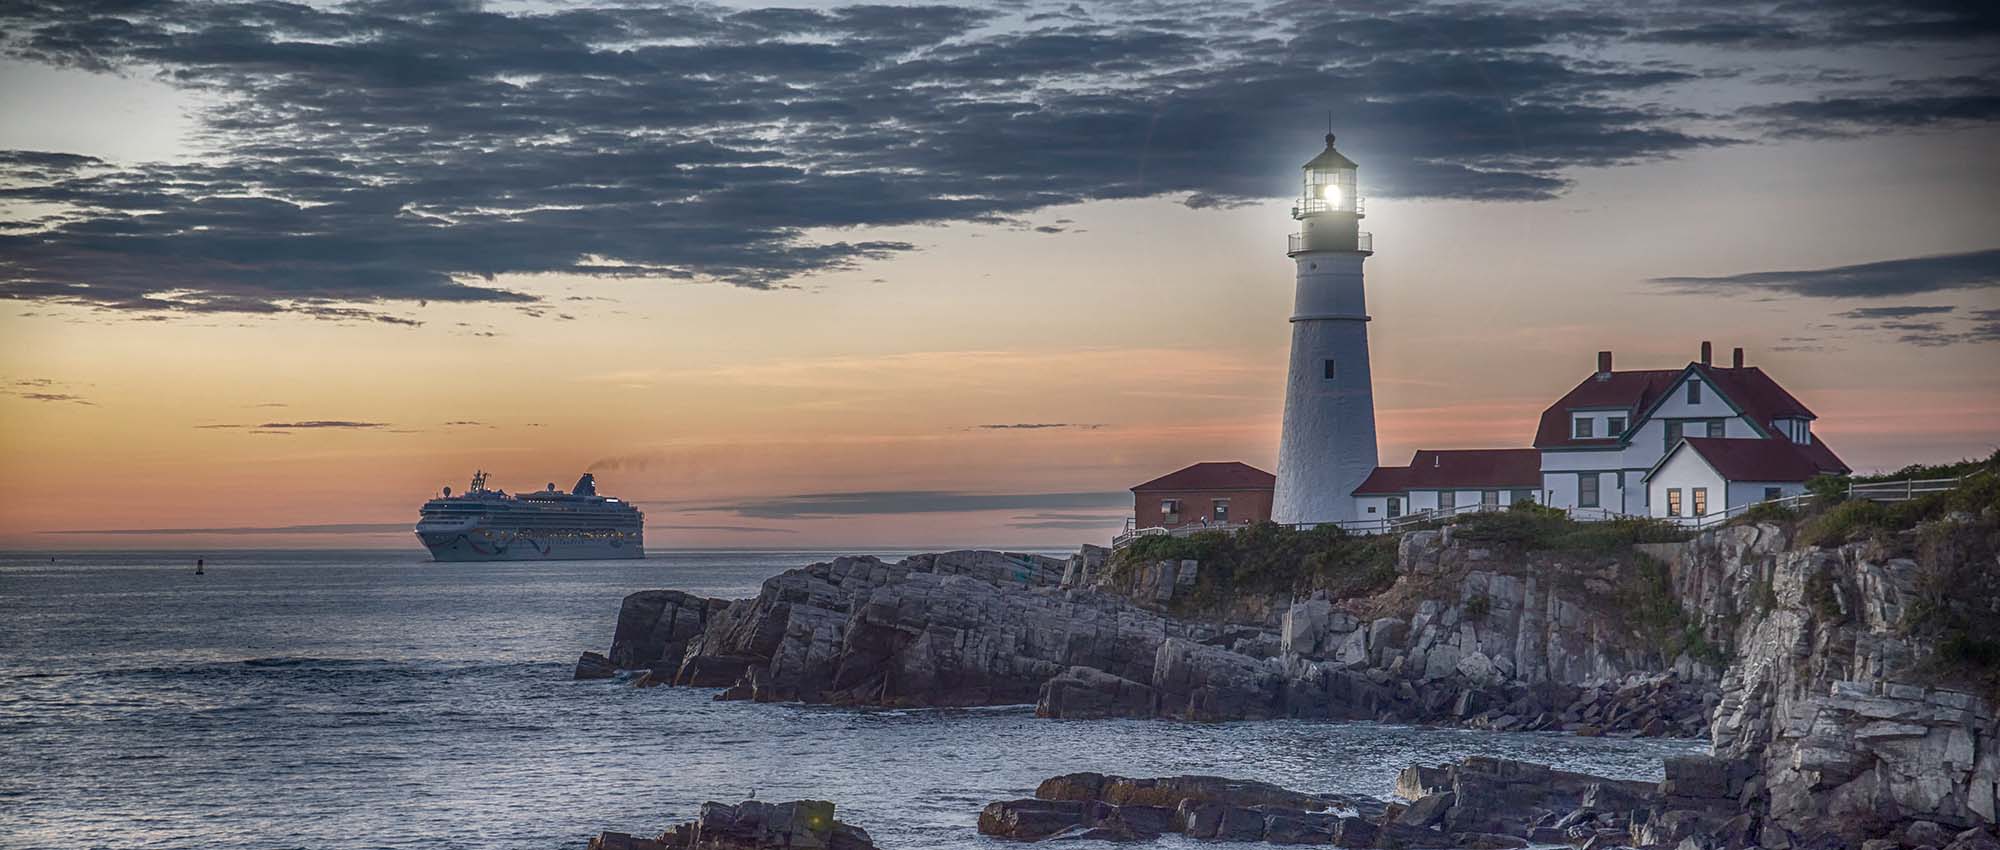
[583,540,1715,734]
[978,772,1390,844]
[586,799,876,850]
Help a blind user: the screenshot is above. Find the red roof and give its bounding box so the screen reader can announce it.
[1131,461,1275,492]
[1534,363,1823,451]
[1651,436,1849,483]
[1353,448,1541,495]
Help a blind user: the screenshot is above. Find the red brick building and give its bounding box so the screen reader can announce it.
[1130,462,1276,530]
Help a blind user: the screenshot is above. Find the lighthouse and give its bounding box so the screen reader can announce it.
[1272,134,1378,525]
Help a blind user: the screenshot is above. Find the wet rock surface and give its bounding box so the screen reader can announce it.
[586,799,876,850]
[581,510,2000,845]
[978,772,1387,844]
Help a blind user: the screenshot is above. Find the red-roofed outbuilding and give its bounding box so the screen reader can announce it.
[1130,462,1275,529]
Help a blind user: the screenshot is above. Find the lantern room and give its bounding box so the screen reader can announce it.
[1297,134,1361,217]
[1288,133,1370,255]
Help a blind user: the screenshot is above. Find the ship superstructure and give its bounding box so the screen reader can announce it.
[415,471,644,561]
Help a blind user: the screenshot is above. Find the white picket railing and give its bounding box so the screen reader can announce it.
[1110,469,1985,548]
[1673,469,1984,530]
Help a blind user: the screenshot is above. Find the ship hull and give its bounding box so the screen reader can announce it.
[417,532,644,562]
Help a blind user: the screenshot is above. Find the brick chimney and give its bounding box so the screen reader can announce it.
[1700,340,1712,365]
[1596,350,1613,381]
[1732,347,1744,368]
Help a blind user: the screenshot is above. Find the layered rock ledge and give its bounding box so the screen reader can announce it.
[586,799,875,850]
[576,543,1716,734]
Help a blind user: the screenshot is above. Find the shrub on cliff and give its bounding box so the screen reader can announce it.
[1113,522,1398,617]
[1797,451,1999,548]
[1904,512,2000,699]
[1451,502,1686,552]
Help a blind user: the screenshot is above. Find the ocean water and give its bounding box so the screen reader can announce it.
[0,549,1706,849]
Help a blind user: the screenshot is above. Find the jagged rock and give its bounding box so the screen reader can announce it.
[592,799,876,850]
[608,590,732,671]
[1037,666,1154,719]
[1152,638,1281,721]
[587,832,664,850]
[1452,833,1529,849]
[978,799,1107,841]
[987,773,1389,845]
[1398,792,1453,827]
[573,651,616,680]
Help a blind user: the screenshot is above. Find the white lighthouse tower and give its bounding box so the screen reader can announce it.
[1272,134,1378,525]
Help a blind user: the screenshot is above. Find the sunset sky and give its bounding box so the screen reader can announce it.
[2,0,1996,550]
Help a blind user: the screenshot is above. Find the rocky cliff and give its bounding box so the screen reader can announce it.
[1648,517,2000,846]
[577,482,2000,845]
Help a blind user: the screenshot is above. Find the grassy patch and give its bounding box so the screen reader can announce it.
[1449,502,1689,552]
[1902,514,2000,701]
[1613,552,1726,666]
[1112,522,1399,620]
[1794,452,1999,549]
[1464,593,1491,621]
[1736,500,1798,526]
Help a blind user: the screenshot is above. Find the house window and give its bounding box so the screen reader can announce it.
[1481,491,1499,508]
[1579,474,1600,508]
[1667,488,1683,516]
[1707,419,1725,438]
[1160,499,1180,523]
[1387,497,1402,518]
[1212,499,1230,523]
[1512,489,1536,504]
[1439,490,1457,511]
[1574,416,1594,439]
[1366,505,1377,514]
[1764,487,1782,502]
[1688,380,1702,404]
[1323,359,1337,380]
[1607,416,1627,436]
[1693,487,1708,516]
[1665,420,1683,452]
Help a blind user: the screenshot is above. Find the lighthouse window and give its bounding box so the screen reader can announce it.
[1323,359,1337,380]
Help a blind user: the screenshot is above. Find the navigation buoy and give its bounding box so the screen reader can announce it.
[195,558,205,576]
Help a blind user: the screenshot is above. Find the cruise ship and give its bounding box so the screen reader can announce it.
[415,471,644,561]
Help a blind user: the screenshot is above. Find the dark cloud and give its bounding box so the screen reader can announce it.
[1834,305,1956,319]
[4,377,92,404]
[646,523,798,534]
[0,0,1994,320]
[971,423,1105,430]
[43,522,413,535]
[710,489,1130,519]
[15,392,92,404]
[1652,249,2000,299]
[1007,510,1129,530]
[257,420,388,429]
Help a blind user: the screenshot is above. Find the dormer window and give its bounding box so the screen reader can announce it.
[1573,416,1594,439]
[1776,418,1812,444]
[1607,416,1627,436]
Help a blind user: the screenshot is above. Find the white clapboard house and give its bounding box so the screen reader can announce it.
[1348,343,1848,525]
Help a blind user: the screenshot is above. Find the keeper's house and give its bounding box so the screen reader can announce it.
[1531,342,1848,520]
[1122,343,1848,536]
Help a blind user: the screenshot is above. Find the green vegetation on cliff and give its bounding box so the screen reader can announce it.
[1904,506,2000,699]
[1449,502,1688,552]
[1113,522,1398,618]
[1793,450,1999,547]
